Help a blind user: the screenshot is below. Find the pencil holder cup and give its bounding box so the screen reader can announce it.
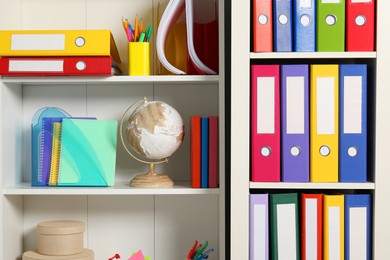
[128,42,150,76]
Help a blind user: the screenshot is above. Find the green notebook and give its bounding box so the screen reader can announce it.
[57,118,118,186]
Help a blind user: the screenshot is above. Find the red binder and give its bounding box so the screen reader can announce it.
[190,116,201,188]
[0,56,112,76]
[253,0,273,52]
[251,65,280,182]
[301,193,323,260]
[346,0,375,51]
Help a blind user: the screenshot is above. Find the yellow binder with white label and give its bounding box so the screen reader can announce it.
[310,64,339,182]
[323,194,344,260]
[0,30,121,63]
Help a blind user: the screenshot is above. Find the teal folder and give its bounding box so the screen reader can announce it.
[57,118,118,186]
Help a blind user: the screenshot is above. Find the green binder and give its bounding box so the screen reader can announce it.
[316,0,346,52]
[270,193,300,260]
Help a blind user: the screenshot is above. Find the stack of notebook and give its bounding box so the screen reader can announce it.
[0,30,121,76]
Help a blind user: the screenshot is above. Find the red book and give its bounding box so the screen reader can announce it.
[301,193,323,260]
[346,0,375,51]
[190,116,201,188]
[0,56,113,76]
[208,116,218,188]
[251,65,280,182]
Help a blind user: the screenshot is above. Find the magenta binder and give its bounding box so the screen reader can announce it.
[281,64,310,182]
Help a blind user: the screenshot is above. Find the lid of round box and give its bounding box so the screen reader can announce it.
[37,220,85,235]
[23,249,94,260]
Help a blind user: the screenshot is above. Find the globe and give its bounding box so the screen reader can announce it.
[119,98,184,188]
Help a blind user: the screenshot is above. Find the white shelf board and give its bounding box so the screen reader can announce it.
[1,75,220,85]
[250,181,375,190]
[250,52,376,59]
[3,181,220,195]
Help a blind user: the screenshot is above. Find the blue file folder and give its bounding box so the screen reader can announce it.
[273,0,292,51]
[293,0,316,51]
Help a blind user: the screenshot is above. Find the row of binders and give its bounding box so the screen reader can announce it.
[31,107,118,187]
[0,30,121,76]
[190,116,219,188]
[253,0,375,52]
[250,192,372,260]
[251,64,368,183]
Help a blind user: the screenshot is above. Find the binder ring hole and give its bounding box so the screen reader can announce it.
[75,37,86,47]
[355,15,366,26]
[325,15,337,26]
[290,146,301,157]
[319,145,331,156]
[258,14,268,25]
[261,146,271,157]
[76,61,86,71]
[300,15,311,26]
[278,14,288,25]
[348,147,358,157]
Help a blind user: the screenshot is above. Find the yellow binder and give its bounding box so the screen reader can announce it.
[310,64,339,182]
[0,30,121,63]
[323,194,344,260]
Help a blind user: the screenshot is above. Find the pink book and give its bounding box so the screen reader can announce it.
[251,65,280,182]
[208,116,218,188]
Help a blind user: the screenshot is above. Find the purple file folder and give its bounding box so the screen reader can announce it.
[281,65,310,182]
[250,194,269,260]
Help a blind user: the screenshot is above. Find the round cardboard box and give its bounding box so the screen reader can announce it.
[37,220,85,256]
[23,249,94,260]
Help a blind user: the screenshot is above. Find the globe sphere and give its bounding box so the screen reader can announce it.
[126,101,184,160]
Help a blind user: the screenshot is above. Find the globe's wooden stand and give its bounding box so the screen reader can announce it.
[130,163,174,188]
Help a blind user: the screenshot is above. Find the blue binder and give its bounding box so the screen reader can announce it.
[339,64,367,182]
[273,0,292,51]
[345,194,372,260]
[201,117,209,188]
[293,0,316,52]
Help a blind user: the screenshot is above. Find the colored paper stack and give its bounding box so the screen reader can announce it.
[253,0,375,52]
[22,220,95,260]
[249,192,372,260]
[190,116,219,188]
[251,63,368,183]
[0,30,121,76]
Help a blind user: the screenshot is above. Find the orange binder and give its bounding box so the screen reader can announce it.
[253,0,273,52]
[190,116,201,188]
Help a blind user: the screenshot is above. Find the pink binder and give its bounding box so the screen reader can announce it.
[251,65,280,182]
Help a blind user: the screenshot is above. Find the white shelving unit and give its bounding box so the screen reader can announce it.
[0,1,225,260]
[230,0,390,259]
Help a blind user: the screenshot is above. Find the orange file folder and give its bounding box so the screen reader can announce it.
[0,30,121,63]
[253,0,273,52]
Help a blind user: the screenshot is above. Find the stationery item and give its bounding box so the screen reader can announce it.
[346,0,375,51]
[190,116,201,188]
[253,0,273,52]
[128,250,145,260]
[281,64,310,182]
[0,56,113,76]
[251,65,280,182]
[345,194,372,260]
[310,64,339,182]
[339,64,367,182]
[293,0,316,51]
[273,0,293,51]
[301,193,323,260]
[156,0,218,75]
[323,193,344,260]
[250,194,269,260]
[0,30,121,63]
[128,42,150,75]
[31,107,70,186]
[55,118,118,186]
[316,0,346,52]
[270,193,300,260]
[201,117,209,188]
[208,116,219,188]
[48,121,63,186]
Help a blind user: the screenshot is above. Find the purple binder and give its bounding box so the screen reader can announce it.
[281,65,310,182]
[250,194,269,260]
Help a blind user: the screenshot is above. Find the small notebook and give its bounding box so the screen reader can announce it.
[56,118,118,186]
